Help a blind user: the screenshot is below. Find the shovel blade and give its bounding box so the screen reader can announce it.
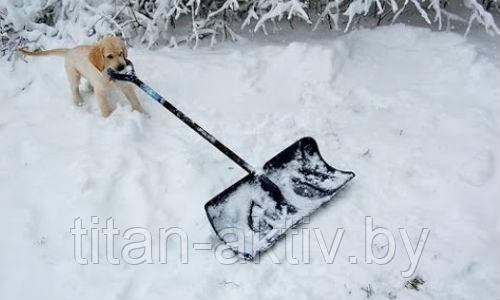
[205,137,355,259]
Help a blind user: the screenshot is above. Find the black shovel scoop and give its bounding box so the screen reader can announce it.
[108,60,355,259]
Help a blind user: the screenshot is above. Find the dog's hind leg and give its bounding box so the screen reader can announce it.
[65,64,83,106]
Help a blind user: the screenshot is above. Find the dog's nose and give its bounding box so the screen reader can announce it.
[116,64,125,71]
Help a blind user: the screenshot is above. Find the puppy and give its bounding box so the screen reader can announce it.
[18,36,145,117]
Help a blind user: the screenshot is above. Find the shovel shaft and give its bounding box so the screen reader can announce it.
[131,77,255,175]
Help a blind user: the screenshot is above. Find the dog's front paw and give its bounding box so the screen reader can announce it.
[134,108,150,119]
[101,109,112,118]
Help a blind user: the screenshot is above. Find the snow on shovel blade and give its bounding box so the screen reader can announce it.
[107,63,355,259]
[205,137,355,259]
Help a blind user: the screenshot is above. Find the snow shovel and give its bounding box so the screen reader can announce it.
[108,60,355,259]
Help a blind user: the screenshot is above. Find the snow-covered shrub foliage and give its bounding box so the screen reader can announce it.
[1,0,499,55]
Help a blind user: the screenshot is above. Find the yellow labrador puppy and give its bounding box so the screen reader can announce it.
[18,37,144,117]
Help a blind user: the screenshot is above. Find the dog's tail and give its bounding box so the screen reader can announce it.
[17,48,69,57]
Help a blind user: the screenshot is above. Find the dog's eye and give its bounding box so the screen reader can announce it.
[107,54,114,59]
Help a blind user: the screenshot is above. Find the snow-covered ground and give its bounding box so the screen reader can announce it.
[0,25,499,299]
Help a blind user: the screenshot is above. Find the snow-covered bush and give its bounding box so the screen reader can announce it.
[1,0,499,56]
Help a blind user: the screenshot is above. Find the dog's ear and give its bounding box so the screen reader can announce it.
[89,45,104,72]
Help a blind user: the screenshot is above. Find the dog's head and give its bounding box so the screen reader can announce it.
[89,36,128,73]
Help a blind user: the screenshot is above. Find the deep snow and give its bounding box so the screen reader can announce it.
[0,25,499,299]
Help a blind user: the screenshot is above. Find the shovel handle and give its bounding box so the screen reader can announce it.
[127,76,255,175]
